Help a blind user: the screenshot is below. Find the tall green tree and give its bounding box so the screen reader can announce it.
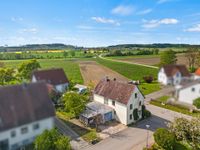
[160,50,177,66]
[34,128,71,150]
[70,50,75,57]
[168,117,200,149]
[18,59,41,80]
[61,92,88,117]
[63,51,69,58]
[185,47,199,72]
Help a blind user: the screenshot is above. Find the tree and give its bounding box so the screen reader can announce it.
[168,117,200,149]
[34,128,71,150]
[160,50,177,66]
[153,128,175,150]
[70,50,75,57]
[61,92,88,117]
[18,59,40,80]
[185,47,199,72]
[193,98,200,109]
[143,75,154,83]
[0,68,16,85]
[63,51,69,58]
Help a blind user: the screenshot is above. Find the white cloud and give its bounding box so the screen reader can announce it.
[142,18,179,28]
[91,17,120,26]
[185,24,200,32]
[11,17,23,22]
[77,25,94,30]
[137,9,152,15]
[111,5,134,16]
[19,28,38,34]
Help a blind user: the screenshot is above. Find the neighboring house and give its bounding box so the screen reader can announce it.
[158,64,190,85]
[82,78,145,125]
[175,80,200,105]
[194,68,200,80]
[32,68,69,93]
[0,82,55,150]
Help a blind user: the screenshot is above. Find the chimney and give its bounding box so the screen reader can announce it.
[105,76,110,82]
[113,78,116,81]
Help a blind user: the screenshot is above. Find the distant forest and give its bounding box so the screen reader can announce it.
[1,43,200,52]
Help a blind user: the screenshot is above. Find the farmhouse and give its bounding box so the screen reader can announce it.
[158,64,190,85]
[0,82,55,150]
[175,80,200,105]
[32,68,69,93]
[81,78,145,125]
[194,68,200,80]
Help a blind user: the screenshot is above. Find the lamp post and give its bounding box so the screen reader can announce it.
[146,124,150,149]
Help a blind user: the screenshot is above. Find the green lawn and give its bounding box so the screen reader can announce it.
[139,82,161,95]
[150,96,200,117]
[2,59,83,84]
[105,54,160,60]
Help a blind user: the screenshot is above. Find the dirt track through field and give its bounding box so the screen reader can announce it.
[79,61,129,86]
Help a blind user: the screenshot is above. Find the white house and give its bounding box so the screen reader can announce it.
[158,64,190,85]
[194,68,200,80]
[0,82,55,150]
[87,78,145,125]
[175,80,200,105]
[32,68,69,93]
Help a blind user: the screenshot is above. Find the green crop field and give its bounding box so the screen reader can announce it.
[2,59,83,84]
[96,57,158,81]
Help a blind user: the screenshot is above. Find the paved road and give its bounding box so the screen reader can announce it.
[99,55,159,69]
[55,117,90,150]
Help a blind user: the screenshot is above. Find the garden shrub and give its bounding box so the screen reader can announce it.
[193,98,200,109]
[153,128,175,150]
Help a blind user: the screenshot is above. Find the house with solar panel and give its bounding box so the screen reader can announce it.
[31,68,69,93]
[80,78,145,125]
[0,82,55,150]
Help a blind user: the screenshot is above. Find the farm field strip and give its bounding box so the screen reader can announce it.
[79,61,129,86]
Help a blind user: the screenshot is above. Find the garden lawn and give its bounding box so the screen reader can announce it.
[2,59,83,84]
[150,96,200,117]
[138,82,161,95]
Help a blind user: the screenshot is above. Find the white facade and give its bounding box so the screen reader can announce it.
[32,75,68,93]
[158,68,182,85]
[94,86,144,125]
[176,83,200,104]
[0,117,54,150]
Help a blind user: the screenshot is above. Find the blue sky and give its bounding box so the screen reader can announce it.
[0,0,200,47]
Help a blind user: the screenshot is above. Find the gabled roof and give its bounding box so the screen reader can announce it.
[162,65,190,77]
[32,68,69,86]
[0,82,55,132]
[195,68,200,76]
[94,79,135,105]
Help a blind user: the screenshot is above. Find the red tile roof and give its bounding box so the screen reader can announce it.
[32,68,69,86]
[0,82,55,132]
[94,79,135,105]
[195,68,200,76]
[162,65,190,77]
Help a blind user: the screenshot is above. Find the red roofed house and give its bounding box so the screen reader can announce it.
[194,68,200,80]
[0,82,55,150]
[158,64,191,85]
[81,78,145,125]
[32,68,69,93]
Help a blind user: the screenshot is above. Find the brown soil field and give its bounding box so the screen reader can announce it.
[79,61,128,86]
[118,54,188,66]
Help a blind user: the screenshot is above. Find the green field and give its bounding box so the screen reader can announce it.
[2,59,83,84]
[96,57,158,81]
[105,54,160,60]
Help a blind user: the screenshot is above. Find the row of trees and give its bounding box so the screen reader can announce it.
[0,59,40,85]
[106,49,159,57]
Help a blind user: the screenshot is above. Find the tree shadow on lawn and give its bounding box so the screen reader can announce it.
[129,115,170,132]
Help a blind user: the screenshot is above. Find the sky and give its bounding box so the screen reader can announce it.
[0,0,200,47]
